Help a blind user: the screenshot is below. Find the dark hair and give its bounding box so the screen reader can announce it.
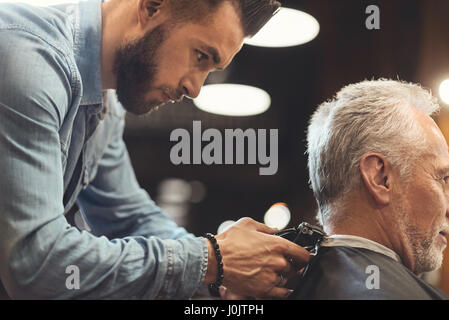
[168,0,281,37]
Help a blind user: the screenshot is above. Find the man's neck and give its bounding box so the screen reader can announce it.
[325,210,416,273]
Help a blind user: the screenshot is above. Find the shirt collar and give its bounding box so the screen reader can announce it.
[321,234,403,264]
[73,0,104,106]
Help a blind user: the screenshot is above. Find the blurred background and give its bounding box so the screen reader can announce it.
[1,0,449,297]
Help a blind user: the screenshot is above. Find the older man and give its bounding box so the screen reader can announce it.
[291,79,449,300]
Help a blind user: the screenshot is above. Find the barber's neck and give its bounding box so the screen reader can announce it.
[324,203,417,273]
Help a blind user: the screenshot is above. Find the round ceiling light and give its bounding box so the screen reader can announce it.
[193,84,271,117]
[245,8,320,48]
[264,203,291,230]
[0,0,74,5]
[217,220,236,235]
[439,79,449,105]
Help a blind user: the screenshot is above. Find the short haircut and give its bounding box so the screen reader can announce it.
[168,0,281,37]
[306,79,440,225]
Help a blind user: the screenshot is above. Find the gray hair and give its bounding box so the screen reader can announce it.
[307,79,440,225]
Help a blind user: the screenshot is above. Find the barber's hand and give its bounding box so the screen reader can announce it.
[219,286,249,300]
[204,217,310,299]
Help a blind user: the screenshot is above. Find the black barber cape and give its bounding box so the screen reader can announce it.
[289,246,448,300]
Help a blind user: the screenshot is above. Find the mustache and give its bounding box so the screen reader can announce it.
[163,87,185,102]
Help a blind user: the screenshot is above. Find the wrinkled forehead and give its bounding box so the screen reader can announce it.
[413,109,449,169]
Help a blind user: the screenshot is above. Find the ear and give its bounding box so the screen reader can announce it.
[359,153,392,206]
[137,0,167,25]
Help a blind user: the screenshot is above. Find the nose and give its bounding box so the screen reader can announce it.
[180,71,209,99]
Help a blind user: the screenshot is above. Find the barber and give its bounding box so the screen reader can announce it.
[0,0,310,299]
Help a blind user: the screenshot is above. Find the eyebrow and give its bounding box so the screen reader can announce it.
[200,44,224,71]
[436,165,449,176]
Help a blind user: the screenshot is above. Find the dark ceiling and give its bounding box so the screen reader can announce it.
[123,0,449,236]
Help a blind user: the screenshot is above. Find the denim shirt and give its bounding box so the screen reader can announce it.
[0,0,208,299]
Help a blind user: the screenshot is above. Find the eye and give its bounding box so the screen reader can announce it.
[441,176,449,184]
[195,49,209,63]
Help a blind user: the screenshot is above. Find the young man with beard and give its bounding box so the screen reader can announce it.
[291,79,449,300]
[0,0,310,299]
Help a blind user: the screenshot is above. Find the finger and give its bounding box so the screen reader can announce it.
[281,240,312,267]
[263,287,294,300]
[272,257,293,275]
[220,286,254,300]
[219,286,227,299]
[281,259,304,280]
[278,273,288,287]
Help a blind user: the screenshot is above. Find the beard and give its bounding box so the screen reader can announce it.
[112,24,167,116]
[394,197,446,274]
[403,224,443,275]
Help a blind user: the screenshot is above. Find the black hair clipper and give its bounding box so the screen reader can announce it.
[276,222,326,254]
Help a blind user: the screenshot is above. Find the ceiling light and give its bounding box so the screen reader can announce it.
[217,220,236,235]
[439,79,449,105]
[0,0,75,5]
[193,84,271,117]
[245,8,320,48]
[157,178,191,204]
[264,203,291,230]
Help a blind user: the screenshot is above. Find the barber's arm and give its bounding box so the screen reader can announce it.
[0,31,205,300]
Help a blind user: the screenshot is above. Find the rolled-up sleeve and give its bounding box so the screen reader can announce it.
[0,30,208,300]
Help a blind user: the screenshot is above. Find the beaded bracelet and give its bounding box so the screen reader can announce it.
[204,233,224,297]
